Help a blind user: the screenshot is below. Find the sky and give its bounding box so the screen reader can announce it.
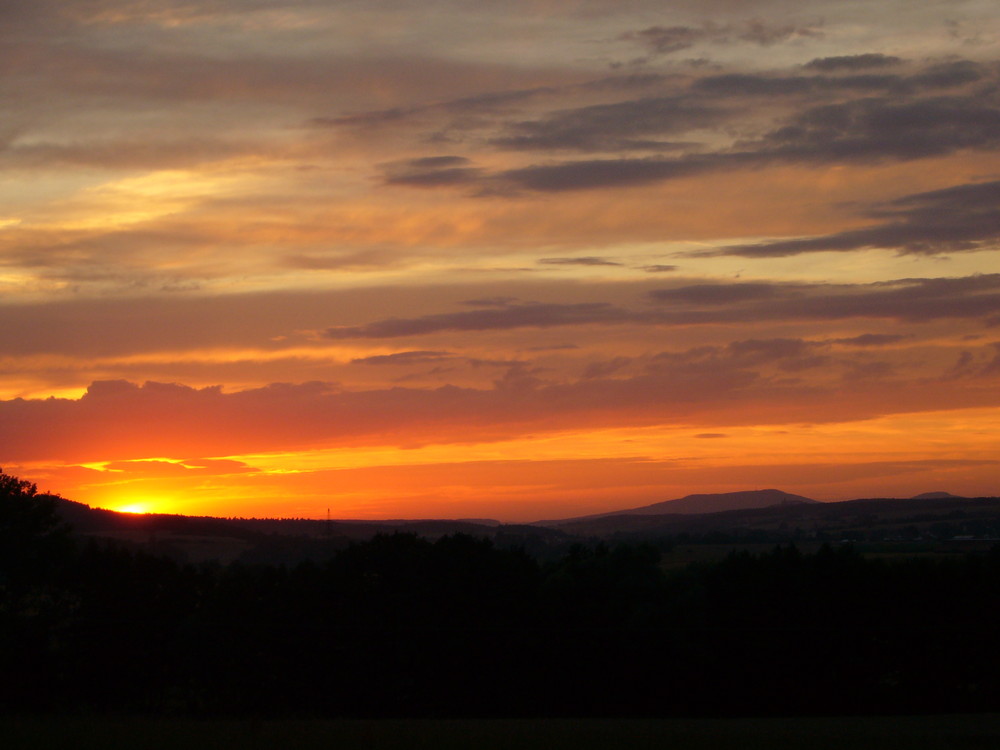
[1,0,999,521]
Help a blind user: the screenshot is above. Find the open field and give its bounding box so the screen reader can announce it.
[4,714,1000,750]
[659,540,998,570]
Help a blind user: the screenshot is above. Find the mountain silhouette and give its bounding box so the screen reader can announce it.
[539,488,818,526]
[621,488,818,515]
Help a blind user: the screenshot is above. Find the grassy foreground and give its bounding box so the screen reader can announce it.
[4,714,1000,750]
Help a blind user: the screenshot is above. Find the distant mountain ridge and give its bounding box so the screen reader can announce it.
[538,489,818,526]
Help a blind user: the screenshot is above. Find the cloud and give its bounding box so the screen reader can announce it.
[325,301,651,339]
[620,25,713,55]
[908,60,987,89]
[804,53,903,71]
[491,95,719,152]
[496,90,1000,190]
[648,282,783,304]
[315,73,667,129]
[382,156,483,187]
[538,256,623,266]
[714,180,1000,257]
[100,458,259,477]
[582,357,633,379]
[497,155,716,192]
[620,18,822,58]
[725,337,814,362]
[0,136,267,171]
[756,95,1000,162]
[650,274,1000,324]
[315,273,1000,344]
[372,57,998,195]
[648,337,828,377]
[832,333,907,347]
[690,72,903,96]
[4,330,1000,464]
[351,350,456,366]
[4,359,990,465]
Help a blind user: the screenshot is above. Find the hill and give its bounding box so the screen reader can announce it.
[50,496,567,564]
[47,489,1000,562]
[536,488,817,527]
[535,493,999,540]
[617,488,818,516]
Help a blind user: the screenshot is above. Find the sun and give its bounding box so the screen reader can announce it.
[104,491,175,515]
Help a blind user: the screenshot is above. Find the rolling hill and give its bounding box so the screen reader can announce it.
[536,488,818,527]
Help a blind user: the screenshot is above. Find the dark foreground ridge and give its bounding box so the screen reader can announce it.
[4,469,1000,718]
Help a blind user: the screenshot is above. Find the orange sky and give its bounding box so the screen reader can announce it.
[1,1,998,520]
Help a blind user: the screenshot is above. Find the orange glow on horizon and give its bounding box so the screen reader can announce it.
[21,405,996,523]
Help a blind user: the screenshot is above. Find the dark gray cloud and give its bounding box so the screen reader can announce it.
[715,180,1000,256]
[690,72,902,96]
[406,155,470,169]
[649,282,784,304]
[983,343,1000,376]
[621,25,711,55]
[648,337,829,378]
[538,256,623,266]
[738,18,823,45]
[462,296,520,307]
[382,156,483,187]
[725,337,814,362]
[620,19,822,57]
[831,333,907,347]
[497,155,717,192]
[641,265,679,273]
[804,53,903,71]
[322,274,1000,342]
[908,60,986,89]
[325,301,652,339]
[351,350,456,366]
[0,136,264,170]
[491,95,720,152]
[525,344,579,352]
[650,274,1000,324]
[315,73,667,128]
[757,95,1000,162]
[478,93,1000,192]
[356,57,998,193]
[582,356,633,379]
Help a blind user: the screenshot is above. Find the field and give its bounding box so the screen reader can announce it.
[659,539,999,570]
[4,714,1000,750]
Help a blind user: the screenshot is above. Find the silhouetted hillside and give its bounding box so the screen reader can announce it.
[535,489,817,529]
[537,494,1000,541]
[50,495,569,564]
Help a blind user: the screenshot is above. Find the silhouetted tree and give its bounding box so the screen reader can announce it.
[0,469,74,589]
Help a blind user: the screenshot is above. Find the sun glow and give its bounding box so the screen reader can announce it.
[97,487,181,516]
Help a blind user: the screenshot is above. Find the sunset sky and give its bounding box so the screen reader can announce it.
[1,0,998,521]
